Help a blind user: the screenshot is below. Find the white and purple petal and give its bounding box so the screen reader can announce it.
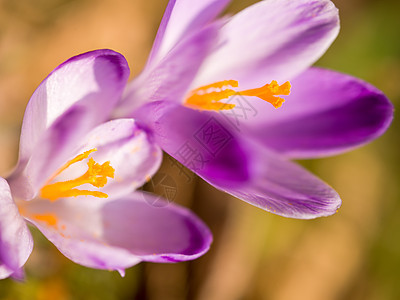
[8,50,130,199]
[102,192,212,263]
[0,178,33,279]
[191,0,339,89]
[22,193,212,273]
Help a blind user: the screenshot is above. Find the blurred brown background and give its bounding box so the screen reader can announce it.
[0,0,399,299]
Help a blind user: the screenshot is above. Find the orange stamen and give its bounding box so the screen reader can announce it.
[184,80,291,111]
[240,80,291,109]
[40,149,115,201]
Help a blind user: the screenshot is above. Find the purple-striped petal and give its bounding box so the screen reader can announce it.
[8,50,130,199]
[208,142,341,219]
[134,101,250,188]
[22,192,212,273]
[244,68,394,158]
[0,178,33,279]
[147,0,231,65]
[118,21,221,116]
[191,0,339,89]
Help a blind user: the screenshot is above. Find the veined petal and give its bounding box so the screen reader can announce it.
[8,50,130,199]
[148,0,231,65]
[245,68,394,158]
[191,0,339,89]
[133,101,250,188]
[208,142,341,219]
[0,178,33,279]
[22,192,212,272]
[118,21,221,116]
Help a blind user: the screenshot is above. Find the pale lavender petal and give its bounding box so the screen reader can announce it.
[22,192,212,272]
[118,22,221,116]
[0,178,33,279]
[148,0,231,65]
[8,50,130,199]
[244,68,394,158]
[54,119,162,199]
[191,0,339,89]
[133,101,250,188]
[208,142,341,219]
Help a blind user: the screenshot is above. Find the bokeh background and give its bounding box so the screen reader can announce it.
[0,0,399,299]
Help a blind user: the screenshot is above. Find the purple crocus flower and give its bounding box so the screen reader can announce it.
[115,0,393,219]
[0,50,211,280]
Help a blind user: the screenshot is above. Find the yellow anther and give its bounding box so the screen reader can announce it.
[184,80,291,111]
[40,149,115,201]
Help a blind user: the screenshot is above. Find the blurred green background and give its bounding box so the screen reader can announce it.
[0,0,399,299]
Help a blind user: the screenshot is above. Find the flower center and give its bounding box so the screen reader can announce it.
[40,149,115,202]
[184,80,291,111]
